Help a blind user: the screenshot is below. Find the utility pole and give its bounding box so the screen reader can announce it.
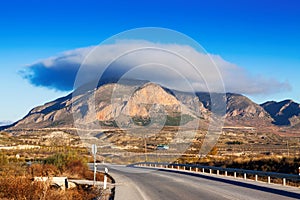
[144,138,148,162]
[287,140,290,157]
[92,144,97,186]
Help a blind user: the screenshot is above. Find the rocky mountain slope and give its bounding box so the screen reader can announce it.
[261,100,300,126]
[3,81,300,130]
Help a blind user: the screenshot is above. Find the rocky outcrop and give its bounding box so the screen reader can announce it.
[261,100,300,126]
[226,93,269,118]
[4,80,300,130]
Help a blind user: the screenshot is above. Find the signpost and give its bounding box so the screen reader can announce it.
[92,144,97,186]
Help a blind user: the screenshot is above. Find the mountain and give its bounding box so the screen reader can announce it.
[224,93,272,126]
[261,100,300,126]
[8,94,74,129]
[6,82,204,130]
[192,92,272,126]
[3,80,299,131]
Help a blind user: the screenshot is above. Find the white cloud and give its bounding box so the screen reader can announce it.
[21,40,291,95]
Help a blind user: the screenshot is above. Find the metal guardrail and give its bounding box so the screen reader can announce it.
[131,162,300,186]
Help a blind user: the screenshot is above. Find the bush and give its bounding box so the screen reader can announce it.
[66,160,88,178]
[43,151,87,173]
[0,152,8,165]
[29,163,60,177]
[0,175,99,200]
[0,152,102,199]
[226,141,243,145]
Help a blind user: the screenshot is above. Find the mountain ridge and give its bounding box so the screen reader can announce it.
[2,80,300,131]
[261,100,300,126]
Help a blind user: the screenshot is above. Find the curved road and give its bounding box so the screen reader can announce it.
[97,164,300,200]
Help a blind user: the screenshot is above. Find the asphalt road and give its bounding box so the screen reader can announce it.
[97,164,300,200]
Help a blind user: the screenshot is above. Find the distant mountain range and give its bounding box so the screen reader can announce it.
[261,100,300,126]
[2,80,300,131]
[0,121,13,126]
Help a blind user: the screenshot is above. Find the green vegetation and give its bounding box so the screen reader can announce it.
[132,116,151,126]
[99,120,119,127]
[43,151,87,172]
[226,141,243,145]
[165,114,194,126]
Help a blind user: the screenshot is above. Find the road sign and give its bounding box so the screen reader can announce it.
[92,144,97,155]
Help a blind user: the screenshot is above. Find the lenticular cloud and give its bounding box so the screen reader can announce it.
[20,40,291,94]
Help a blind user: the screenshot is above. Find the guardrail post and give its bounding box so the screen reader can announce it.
[142,163,299,188]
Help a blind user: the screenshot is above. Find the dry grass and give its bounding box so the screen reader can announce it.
[0,152,103,200]
[0,175,99,200]
[181,155,300,174]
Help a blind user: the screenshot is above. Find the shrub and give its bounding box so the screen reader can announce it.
[0,175,99,200]
[0,152,8,165]
[226,141,243,145]
[43,151,86,172]
[29,163,60,177]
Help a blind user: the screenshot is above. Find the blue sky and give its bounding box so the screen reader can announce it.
[0,0,300,122]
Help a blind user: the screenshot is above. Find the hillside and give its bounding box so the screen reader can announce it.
[3,81,300,131]
[261,100,300,126]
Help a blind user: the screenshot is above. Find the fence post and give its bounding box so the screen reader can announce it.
[244,173,247,180]
[202,168,205,173]
[196,168,198,172]
[209,169,212,174]
[255,174,258,182]
[225,171,227,176]
[268,176,271,184]
[283,178,286,186]
[217,170,219,175]
[234,172,237,178]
